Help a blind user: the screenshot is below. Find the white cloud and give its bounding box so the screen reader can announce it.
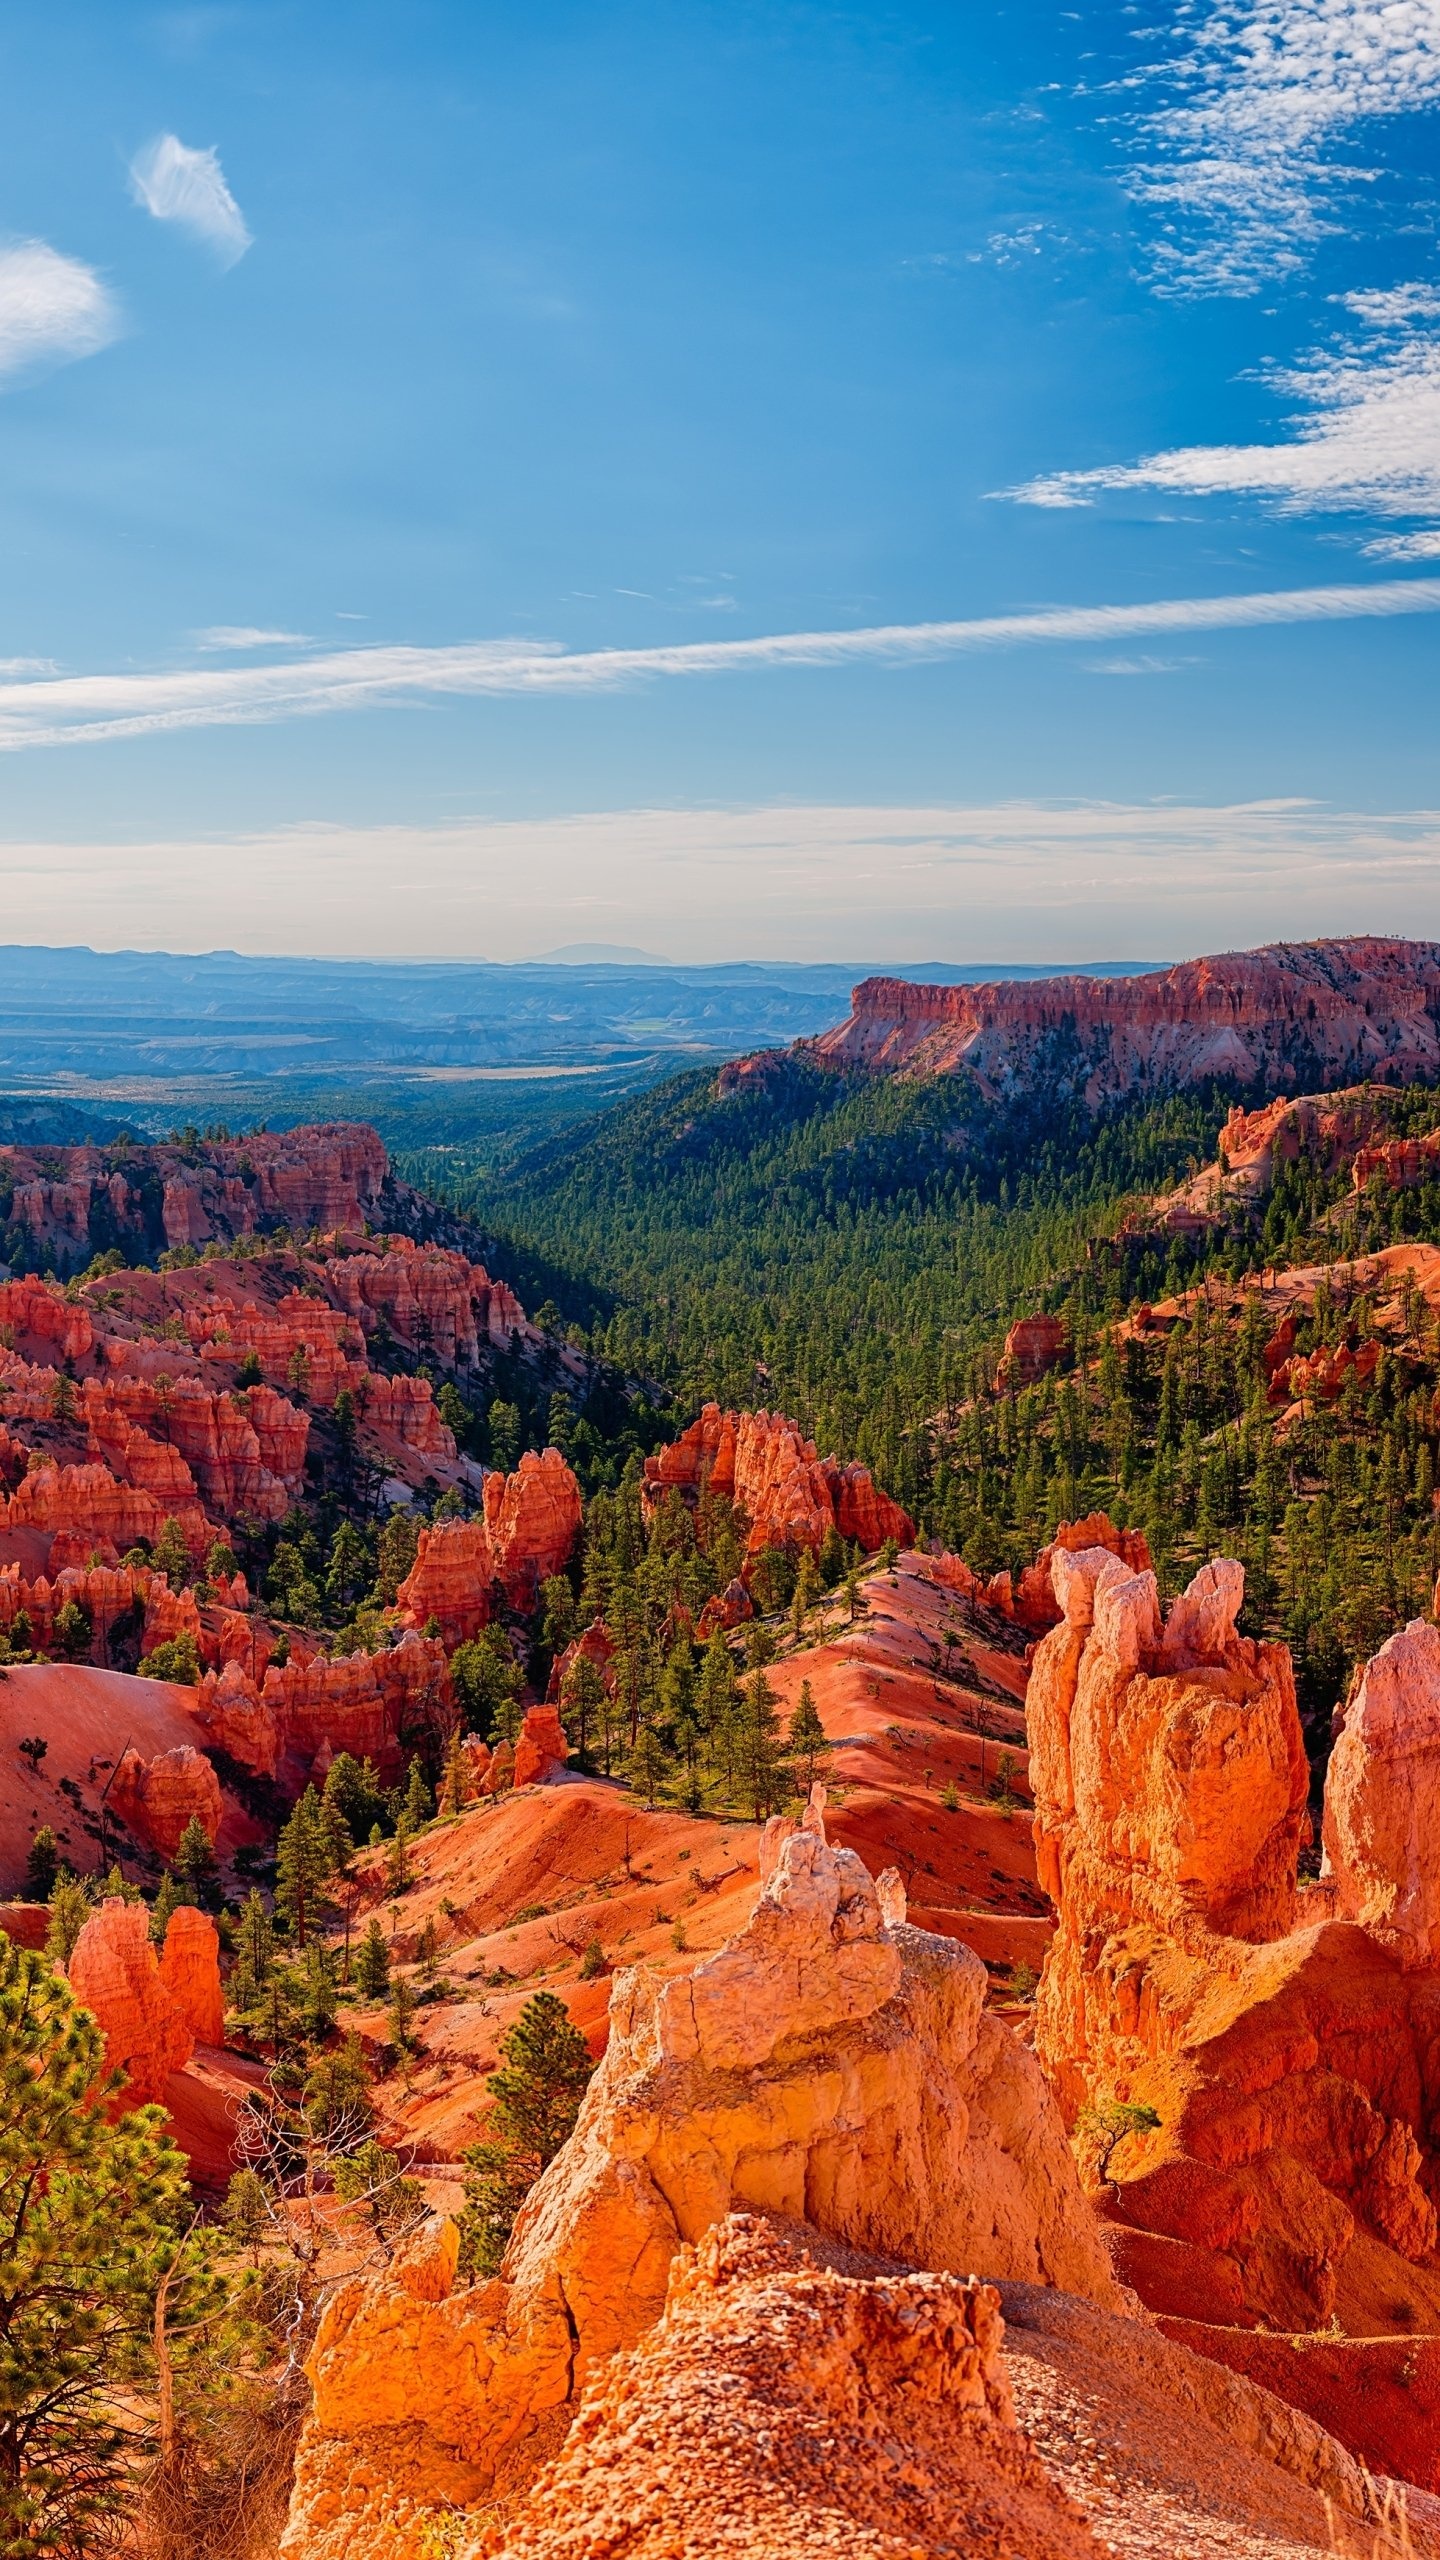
[129,134,251,266]
[0,578,1435,751]
[1007,299,1440,556]
[0,242,121,385]
[193,626,314,651]
[1131,0,1440,294]
[1,798,1438,962]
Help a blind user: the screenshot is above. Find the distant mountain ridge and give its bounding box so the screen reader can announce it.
[724,936,1440,1109]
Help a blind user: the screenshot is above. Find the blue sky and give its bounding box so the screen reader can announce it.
[0,0,1437,962]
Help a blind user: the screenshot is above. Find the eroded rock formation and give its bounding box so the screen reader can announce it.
[283,1799,1115,2558]
[465,2215,1094,2560]
[1027,1543,1440,2352]
[397,1451,582,1641]
[67,1898,219,2104]
[195,1630,450,1782]
[641,1402,912,1564]
[110,1742,223,1861]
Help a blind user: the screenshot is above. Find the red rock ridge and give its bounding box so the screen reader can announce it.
[728,937,1440,1106]
[642,1402,913,1564]
[0,1121,389,1267]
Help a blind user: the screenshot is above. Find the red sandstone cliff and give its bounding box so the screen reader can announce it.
[723,938,1440,1108]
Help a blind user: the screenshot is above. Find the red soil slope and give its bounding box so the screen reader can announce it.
[0,1659,261,1888]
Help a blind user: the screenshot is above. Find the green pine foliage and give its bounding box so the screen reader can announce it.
[0,1932,242,2551]
[457,1992,594,2279]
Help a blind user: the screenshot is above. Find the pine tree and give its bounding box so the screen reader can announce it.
[275,1786,331,1950]
[173,1814,219,1909]
[304,2032,373,2146]
[44,1874,92,1965]
[787,1679,832,1794]
[401,1756,432,1832]
[457,1992,595,2278]
[148,1869,186,1947]
[0,1935,239,2550]
[387,1975,418,2059]
[355,1917,391,2002]
[152,1515,192,1585]
[738,1668,789,1821]
[23,1828,59,1903]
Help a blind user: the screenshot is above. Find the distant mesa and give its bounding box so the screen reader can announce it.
[530,942,673,966]
[722,935,1440,1111]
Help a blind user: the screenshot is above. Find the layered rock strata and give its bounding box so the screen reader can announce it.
[774,937,1440,1103]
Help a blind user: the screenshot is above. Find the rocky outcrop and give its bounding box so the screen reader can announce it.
[781,938,1440,1105]
[67,1898,216,2103]
[0,1459,208,1562]
[1027,1545,1440,2357]
[283,1797,1116,2558]
[195,1631,450,1782]
[155,1902,226,2045]
[109,1742,222,1860]
[464,2216,1095,2560]
[996,1313,1068,1390]
[695,1575,754,1640]
[1325,1617,1440,1969]
[322,1239,536,1367]
[397,1452,582,1640]
[511,1704,568,1790]
[0,1123,390,1270]
[642,1403,912,1564]
[1138,1085,1408,1236]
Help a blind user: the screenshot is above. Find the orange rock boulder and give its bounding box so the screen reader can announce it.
[156,1902,226,2045]
[512,1704,568,1790]
[996,1313,1068,1390]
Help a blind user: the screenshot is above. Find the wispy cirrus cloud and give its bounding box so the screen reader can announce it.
[0,242,121,385]
[1006,294,1440,558]
[192,626,314,651]
[0,579,1436,750]
[1128,0,1440,295]
[129,134,251,266]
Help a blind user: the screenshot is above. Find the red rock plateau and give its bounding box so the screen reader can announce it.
[739,936,1440,1106]
[396,1450,583,1641]
[281,1811,1436,2560]
[1026,1536,1440,2491]
[641,1400,912,1564]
